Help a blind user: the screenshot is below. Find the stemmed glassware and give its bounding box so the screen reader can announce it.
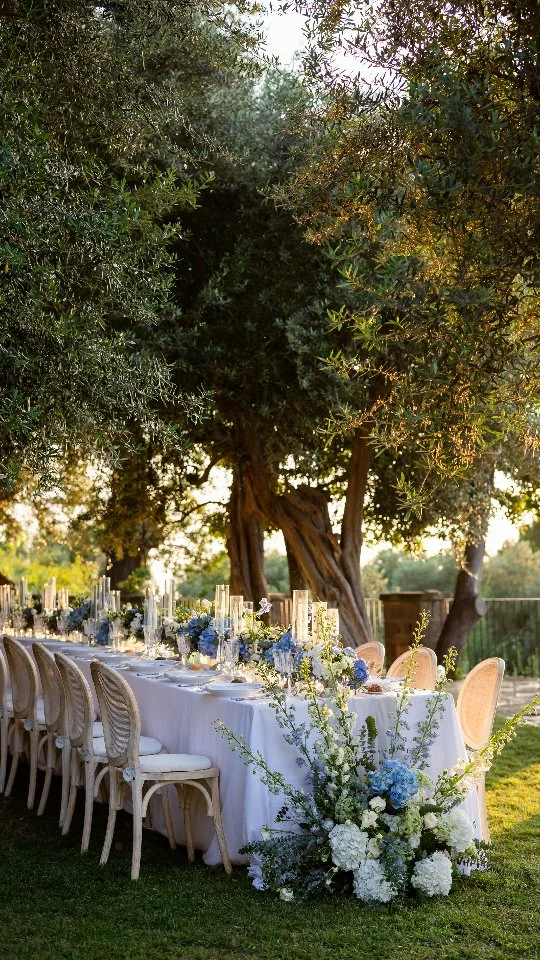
[176,633,191,667]
[109,618,124,652]
[274,651,294,693]
[143,625,159,660]
[223,639,240,676]
[83,618,98,645]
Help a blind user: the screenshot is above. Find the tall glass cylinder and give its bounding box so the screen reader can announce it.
[292,589,310,643]
[229,595,244,638]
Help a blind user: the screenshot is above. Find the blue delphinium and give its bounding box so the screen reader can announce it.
[352,657,369,684]
[368,758,419,809]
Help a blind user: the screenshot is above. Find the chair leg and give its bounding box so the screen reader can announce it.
[182,785,195,863]
[62,754,79,836]
[4,721,22,798]
[131,780,143,880]
[27,725,40,809]
[37,733,55,816]
[0,716,8,794]
[210,775,232,875]
[161,785,177,850]
[100,769,119,867]
[81,759,95,853]
[59,744,71,827]
[478,775,491,845]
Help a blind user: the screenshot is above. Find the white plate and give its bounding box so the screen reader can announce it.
[88,652,126,665]
[165,669,218,685]
[125,659,172,674]
[203,682,262,699]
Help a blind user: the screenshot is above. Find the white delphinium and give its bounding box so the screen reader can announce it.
[329,822,369,871]
[353,858,397,903]
[434,808,475,854]
[411,851,453,897]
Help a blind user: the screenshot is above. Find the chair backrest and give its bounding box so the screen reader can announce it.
[55,652,95,752]
[457,657,505,751]
[3,636,39,720]
[0,645,9,715]
[32,643,65,734]
[356,641,385,677]
[386,646,438,691]
[90,661,141,770]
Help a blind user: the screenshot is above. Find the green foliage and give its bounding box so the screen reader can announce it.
[0,724,538,958]
[178,549,290,598]
[483,541,540,598]
[0,540,98,595]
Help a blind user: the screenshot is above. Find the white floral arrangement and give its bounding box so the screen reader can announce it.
[217,615,539,904]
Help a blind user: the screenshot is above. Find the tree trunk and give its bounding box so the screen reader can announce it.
[106,551,147,591]
[285,537,308,591]
[436,540,487,665]
[226,464,268,602]
[235,425,373,648]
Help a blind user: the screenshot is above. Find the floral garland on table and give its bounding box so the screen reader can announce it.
[216,615,540,904]
[168,598,281,661]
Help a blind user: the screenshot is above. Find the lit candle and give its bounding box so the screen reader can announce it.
[229,595,244,638]
[292,589,310,643]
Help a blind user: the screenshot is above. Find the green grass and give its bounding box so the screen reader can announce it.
[0,723,539,960]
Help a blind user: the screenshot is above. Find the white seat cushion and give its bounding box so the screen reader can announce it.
[4,694,44,720]
[92,735,163,757]
[92,721,104,737]
[139,753,212,774]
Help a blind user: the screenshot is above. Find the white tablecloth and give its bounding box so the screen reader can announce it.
[11,639,481,864]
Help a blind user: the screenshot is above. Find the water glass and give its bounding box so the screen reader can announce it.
[143,625,159,659]
[176,634,191,666]
[224,639,240,673]
[274,651,293,692]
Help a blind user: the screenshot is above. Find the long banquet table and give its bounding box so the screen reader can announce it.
[11,638,482,864]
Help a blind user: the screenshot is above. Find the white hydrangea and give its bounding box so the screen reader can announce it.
[369,796,386,812]
[411,851,453,897]
[423,812,438,829]
[329,821,369,871]
[353,858,397,904]
[434,808,475,854]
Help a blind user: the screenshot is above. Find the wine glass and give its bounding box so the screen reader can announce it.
[223,639,240,676]
[176,633,191,667]
[274,651,293,693]
[143,625,159,659]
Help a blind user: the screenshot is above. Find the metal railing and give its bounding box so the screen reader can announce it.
[460,598,540,677]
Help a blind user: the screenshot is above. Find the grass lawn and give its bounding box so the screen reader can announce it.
[0,721,538,960]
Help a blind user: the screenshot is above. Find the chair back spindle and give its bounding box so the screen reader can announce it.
[3,636,39,721]
[91,661,141,770]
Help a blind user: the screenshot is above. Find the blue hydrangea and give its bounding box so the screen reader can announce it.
[352,657,369,684]
[198,625,217,658]
[66,600,90,633]
[342,647,356,659]
[265,629,297,664]
[368,759,419,809]
[239,640,251,662]
[95,620,110,646]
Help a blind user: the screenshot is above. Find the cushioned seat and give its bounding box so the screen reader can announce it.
[92,721,104,737]
[139,753,212,774]
[92,735,163,757]
[5,693,45,717]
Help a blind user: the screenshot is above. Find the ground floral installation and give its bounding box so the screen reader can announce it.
[216,615,540,905]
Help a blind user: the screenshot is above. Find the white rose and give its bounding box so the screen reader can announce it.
[369,796,386,812]
[367,838,381,858]
[423,812,438,829]
[279,887,294,902]
[361,810,378,829]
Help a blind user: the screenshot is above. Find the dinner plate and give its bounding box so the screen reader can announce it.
[165,669,218,686]
[124,659,172,674]
[202,682,262,699]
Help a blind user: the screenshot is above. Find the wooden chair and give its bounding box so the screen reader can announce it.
[356,641,385,677]
[386,646,438,691]
[91,661,232,880]
[3,636,47,808]
[32,643,70,822]
[456,657,505,843]
[55,652,163,853]
[0,646,13,794]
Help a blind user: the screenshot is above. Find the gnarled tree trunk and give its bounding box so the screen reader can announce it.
[285,537,308,590]
[106,551,146,591]
[436,539,487,665]
[232,423,373,647]
[226,463,268,601]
